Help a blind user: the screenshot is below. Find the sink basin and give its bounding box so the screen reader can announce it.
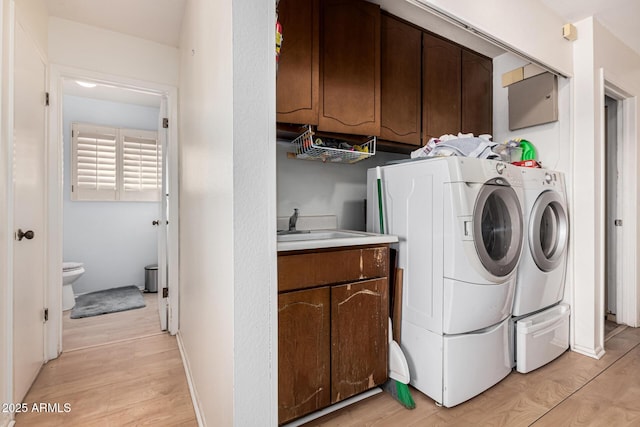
[277,230,370,242]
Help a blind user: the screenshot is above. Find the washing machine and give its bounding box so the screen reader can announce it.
[512,168,570,373]
[367,156,524,407]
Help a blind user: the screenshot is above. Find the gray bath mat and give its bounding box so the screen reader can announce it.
[70,285,145,319]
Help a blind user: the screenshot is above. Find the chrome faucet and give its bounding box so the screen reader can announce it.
[288,208,299,232]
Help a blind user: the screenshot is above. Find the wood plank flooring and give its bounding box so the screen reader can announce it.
[16,296,639,427]
[16,293,197,426]
[306,325,640,426]
[63,292,163,351]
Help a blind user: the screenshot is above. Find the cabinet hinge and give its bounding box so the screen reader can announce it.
[44,308,49,322]
[162,118,169,129]
[45,92,50,106]
[162,287,169,298]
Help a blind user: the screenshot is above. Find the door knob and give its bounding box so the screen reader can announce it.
[16,229,34,241]
[152,220,160,226]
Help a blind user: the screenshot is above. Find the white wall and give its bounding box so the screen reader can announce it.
[571,17,640,357]
[178,0,277,425]
[14,0,47,56]
[592,19,640,329]
[62,95,159,294]
[48,17,179,87]
[277,143,406,230]
[409,0,573,76]
[492,53,572,172]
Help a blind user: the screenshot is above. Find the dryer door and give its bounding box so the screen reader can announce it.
[529,190,568,271]
[473,179,523,277]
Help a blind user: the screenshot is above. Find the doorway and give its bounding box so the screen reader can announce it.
[604,95,621,339]
[46,65,180,360]
[61,83,163,350]
[601,72,638,341]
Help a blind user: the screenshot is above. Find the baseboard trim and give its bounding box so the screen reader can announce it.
[1,413,14,427]
[281,387,383,427]
[572,343,605,359]
[605,325,627,342]
[176,331,205,427]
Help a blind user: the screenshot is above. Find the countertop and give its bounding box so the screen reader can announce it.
[277,229,398,252]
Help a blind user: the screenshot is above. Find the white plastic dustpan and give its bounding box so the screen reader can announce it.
[388,318,410,384]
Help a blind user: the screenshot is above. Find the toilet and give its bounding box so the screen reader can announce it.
[62,262,84,310]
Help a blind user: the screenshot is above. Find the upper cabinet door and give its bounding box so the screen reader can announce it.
[380,15,422,146]
[276,0,320,125]
[422,33,461,142]
[319,0,381,136]
[462,49,493,136]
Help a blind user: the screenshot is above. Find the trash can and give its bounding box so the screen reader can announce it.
[145,264,158,293]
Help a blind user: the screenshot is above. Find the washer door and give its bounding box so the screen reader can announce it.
[529,190,568,272]
[473,179,523,277]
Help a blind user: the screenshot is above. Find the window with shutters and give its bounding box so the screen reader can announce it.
[71,123,161,202]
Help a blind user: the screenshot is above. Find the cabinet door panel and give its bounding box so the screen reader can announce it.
[331,278,388,403]
[380,15,422,146]
[279,287,331,424]
[462,49,493,135]
[319,0,380,136]
[276,0,320,124]
[423,33,461,142]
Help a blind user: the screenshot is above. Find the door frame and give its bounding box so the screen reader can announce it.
[46,64,180,360]
[601,69,637,330]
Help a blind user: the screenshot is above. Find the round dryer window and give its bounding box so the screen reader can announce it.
[529,191,568,272]
[473,178,524,277]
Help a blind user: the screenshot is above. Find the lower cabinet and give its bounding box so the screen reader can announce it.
[331,278,388,403]
[278,287,331,423]
[278,246,389,425]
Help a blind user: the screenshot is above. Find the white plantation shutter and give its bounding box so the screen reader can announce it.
[121,130,161,201]
[71,123,160,202]
[72,124,118,201]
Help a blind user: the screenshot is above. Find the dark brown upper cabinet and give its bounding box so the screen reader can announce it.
[275,2,492,150]
[319,0,381,136]
[276,0,320,125]
[380,14,422,147]
[462,49,493,136]
[422,33,493,144]
[422,32,462,143]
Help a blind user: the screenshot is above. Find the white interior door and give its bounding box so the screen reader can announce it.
[13,21,46,403]
[156,100,169,331]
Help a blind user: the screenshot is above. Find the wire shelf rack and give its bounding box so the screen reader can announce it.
[289,125,375,164]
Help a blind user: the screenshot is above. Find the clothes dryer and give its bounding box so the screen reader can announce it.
[367,156,524,407]
[512,168,570,373]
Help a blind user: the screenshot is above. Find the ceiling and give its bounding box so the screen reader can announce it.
[46,0,640,56]
[539,0,640,56]
[47,0,640,107]
[46,0,186,48]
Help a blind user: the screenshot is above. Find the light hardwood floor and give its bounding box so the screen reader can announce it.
[63,292,164,351]
[16,293,197,426]
[306,325,640,426]
[16,297,638,426]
